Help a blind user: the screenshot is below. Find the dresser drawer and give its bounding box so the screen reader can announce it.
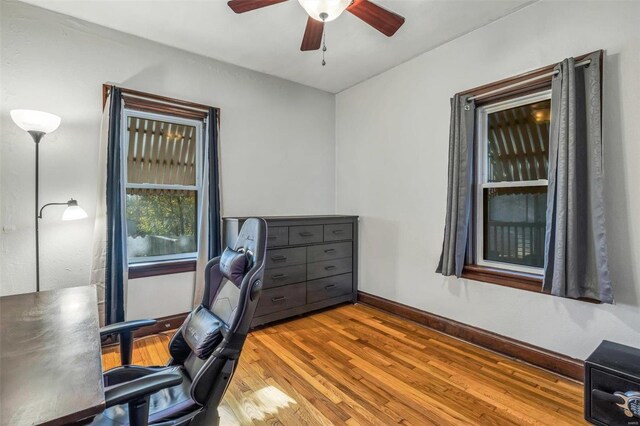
[289,225,323,245]
[307,257,352,280]
[324,223,353,242]
[263,264,306,289]
[267,226,288,247]
[255,283,306,317]
[307,274,353,304]
[307,242,352,263]
[265,247,306,270]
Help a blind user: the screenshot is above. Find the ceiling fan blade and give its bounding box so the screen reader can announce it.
[347,0,405,37]
[227,0,288,14]
[300,17,324,51]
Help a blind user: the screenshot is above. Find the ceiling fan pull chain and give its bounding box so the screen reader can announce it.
[322,28,327,66]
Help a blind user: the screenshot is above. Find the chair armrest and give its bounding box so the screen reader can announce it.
[105,372,183,408]
[100,319,157,337]
[100,319,157,366]
[105,373,183,426]
[103,365,169,387]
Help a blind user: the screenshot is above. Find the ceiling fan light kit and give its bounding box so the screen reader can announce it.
[227,0,405,63]
[297,0,351,22]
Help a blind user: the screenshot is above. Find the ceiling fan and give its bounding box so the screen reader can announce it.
[227,0,405,52]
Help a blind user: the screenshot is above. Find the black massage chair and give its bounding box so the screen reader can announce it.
[92,218,267,425]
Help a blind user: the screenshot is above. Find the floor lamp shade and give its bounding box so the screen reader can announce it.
[62,202,88,221]
[10,109,61,134]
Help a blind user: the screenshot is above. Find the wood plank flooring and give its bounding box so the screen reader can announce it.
[102,304,586,425]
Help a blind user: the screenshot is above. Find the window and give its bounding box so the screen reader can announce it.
[475,91,551,275]
[448,50,604,294]
[123,110,203,264]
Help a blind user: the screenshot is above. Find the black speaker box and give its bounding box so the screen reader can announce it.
[585,341,640,425]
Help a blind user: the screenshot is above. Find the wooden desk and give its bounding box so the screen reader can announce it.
[0,286,105,425]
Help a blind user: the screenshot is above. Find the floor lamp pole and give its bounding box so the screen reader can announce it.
[10,110,65,293]
[30,131,44,292]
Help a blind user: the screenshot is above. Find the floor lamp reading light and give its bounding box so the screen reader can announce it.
[10,109,88,292]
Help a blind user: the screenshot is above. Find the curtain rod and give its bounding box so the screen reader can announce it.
[103,84,216,113]
[466,59,592,102]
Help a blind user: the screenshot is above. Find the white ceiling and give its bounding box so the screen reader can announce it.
[19,0,535,93]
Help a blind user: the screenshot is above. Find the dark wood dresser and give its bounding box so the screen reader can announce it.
[223,215,358,327]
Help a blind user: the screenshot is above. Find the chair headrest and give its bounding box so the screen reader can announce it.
[203,217,267,307]
[219,247,248,287]
[233,218,265,268]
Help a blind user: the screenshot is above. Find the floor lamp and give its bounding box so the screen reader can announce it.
[10,109,88,292]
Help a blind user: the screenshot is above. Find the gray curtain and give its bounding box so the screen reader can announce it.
[437,95,475,277]
[193,109,221,308]
[105,86,128,323]
[543,52,614,303]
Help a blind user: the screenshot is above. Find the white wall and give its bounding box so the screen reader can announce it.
[126,272,195,320]
[0,1,336,318]
[336,0,640,359]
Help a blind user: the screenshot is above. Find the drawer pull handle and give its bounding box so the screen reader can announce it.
[299,232,314,237]
[325,265,337,270]
[271,255,287,262]
[325,285,336,290]
[268,235,276,239]
[271,296,287,303]
[272,274,288,280]
[324,249,335,253]
[332,230,344,234]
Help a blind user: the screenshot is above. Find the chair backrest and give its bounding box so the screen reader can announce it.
[167,218,267,409]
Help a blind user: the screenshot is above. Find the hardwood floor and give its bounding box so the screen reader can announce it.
[102,304,586,425]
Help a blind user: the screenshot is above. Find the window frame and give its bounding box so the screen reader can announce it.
[122,108,205,266]
[474,90,551,275]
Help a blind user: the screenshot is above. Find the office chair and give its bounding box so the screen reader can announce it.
[92,218,267,426]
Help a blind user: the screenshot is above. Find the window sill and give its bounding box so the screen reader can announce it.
[129,259,197,279]
[461,265,602,304]
[461,264,544,293]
